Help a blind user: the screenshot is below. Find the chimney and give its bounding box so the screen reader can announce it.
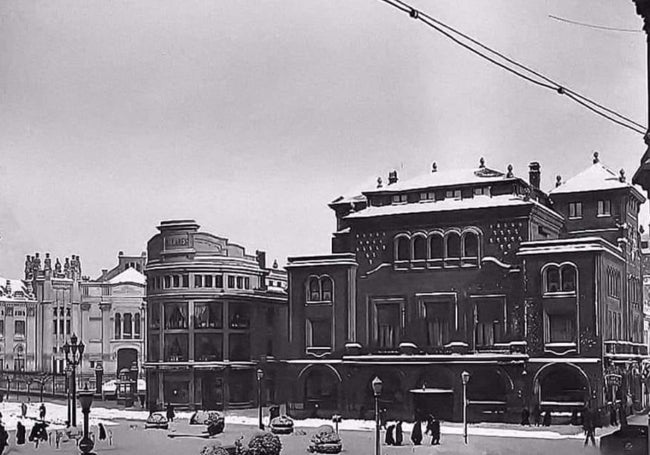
[593,151,599,164]
[431,162,437,173]
[506,164,513,178]
[376,177,383,189]
[101,269,108,280]
[388,170,398,185]
[619,169,626,183]
[556,175,562,187]
[5,280,11,295]
[256,250,267,269]
[528,162,541,189]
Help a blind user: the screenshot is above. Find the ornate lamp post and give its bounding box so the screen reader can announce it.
[461,371,471,444]
[371,376,383,455]
[256,368,264,430]
[77,384,95,455]
[63,334,85,427]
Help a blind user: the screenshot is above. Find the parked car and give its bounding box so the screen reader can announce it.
[145,412,169,430]
[600,424,647,455]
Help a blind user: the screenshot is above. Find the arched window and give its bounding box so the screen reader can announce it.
[134,313,141,338]
[114,313,122,339]
[321,277,333,302]
[413,236,426,261]
[463,232,479,258]
[561,266,576,292]
[430,234,444,260]
[396,236,409,262]
[308,277,320,302]
[546,267,560,293]
[446,233,461,258]
[123,313,132,339]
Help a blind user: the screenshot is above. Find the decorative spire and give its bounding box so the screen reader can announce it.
[506,164,513,178]
[619,169,626,183]
[376,177,383,189]
[593,151,599,164]
[431,162,437,173]
[556,175,562,187]
[479,157,485,168]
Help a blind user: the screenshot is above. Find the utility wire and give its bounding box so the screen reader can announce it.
[549,14,642,34]
[377,0,647,135]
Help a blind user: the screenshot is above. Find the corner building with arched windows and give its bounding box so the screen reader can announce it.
[144,220,287,410]
[282,154,648,424]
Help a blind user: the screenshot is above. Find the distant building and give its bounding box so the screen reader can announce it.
[0,276,37,372]
[80,252,146,378]
[641,231,650,351]
[143,220,287,410]
[283,153,647,423]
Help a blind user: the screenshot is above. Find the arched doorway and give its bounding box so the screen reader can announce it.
[301,366,341,417]
[466,367,510,422]
[534,363,589,410]
[117,348,138,372]
[410,367,454,421]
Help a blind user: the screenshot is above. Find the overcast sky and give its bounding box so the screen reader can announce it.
[0,0,647,279]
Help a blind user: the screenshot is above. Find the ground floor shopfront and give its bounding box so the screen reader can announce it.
[144,362,278,411]
[277,354,647,424]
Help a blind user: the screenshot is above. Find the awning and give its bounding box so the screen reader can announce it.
[409,388,453,394]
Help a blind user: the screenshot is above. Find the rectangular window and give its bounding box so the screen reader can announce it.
[53,319,57,335]
[164,276,171,289]
[419,191,435,201]
[172,275,180,288]
[164,302,188,330]
[195,333,223,361]
[306,319,332,348]
[445,189,462,199]
[14,320,25,336]
[163,333,188,362]
[215,275,223,288]
[375,302,400,349]
[391,194,408,204]
[547,313,575,343]
[193,302,223,329]
[597,200,611,216]
[229,333,250,361]
[205,275,213,287]
[568,202,583,219]
[59,320,65,335]
[473,187,488,196]
[0,320,4,337]
[194,275,203,288]
[182,274,189,288]
[236,277,243,289]
[475,299,504,347]
[244,277,250,290]
[425,301,451,347]
[65,319,70,335]
[228,276,235,288]
[229,303,250,329]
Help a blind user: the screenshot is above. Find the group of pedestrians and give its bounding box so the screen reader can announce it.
[520,404,553,427]
[380,410,442,447]
[0,402,49,454]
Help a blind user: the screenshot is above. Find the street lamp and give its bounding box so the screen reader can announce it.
[63,333,85,427]
[77,384,95,455]
[461,371,471,444]
[256,368,264,430]
[372,376,383,455]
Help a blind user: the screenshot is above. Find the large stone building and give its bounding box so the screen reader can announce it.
[281,153,647,423]
[143,220,287,410]
[79,252,146,378]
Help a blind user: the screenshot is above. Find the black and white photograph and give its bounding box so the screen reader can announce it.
[0,1,649,454]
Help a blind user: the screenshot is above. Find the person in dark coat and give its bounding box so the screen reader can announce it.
[166,403,175,422]
[379,408,388,430]
[39,403,46,420]
[521,408,530,426]
[16,421,25,445]
[98,422,107,441]
[583,408,596,446]
[0,423,7,455]
[411,420,422,445]
[542,410,552,427]
[385,424,395,445]
[610,404,618,426]
[430,415,441,445]
[394,421,403,446]
[532,404,541,426]
[570,410,578,426]
[619,403,628,427]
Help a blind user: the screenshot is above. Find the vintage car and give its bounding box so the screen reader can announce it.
[145,412,169,430]
[600,424,647,455]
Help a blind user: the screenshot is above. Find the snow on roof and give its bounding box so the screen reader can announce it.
[108,267,146,285]
[344,194,560,220]
[550,160,645,201]
[364,165,515,195]
[0,276,34,301]
[517,237,623,258]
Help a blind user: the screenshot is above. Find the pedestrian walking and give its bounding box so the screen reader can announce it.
[583,407,596,447]
[166,403,175,422]
[385,423,395,445]
[39,403,46,420]
[543,410,552,427]
[16,421,25,445]
[98,422,107,441]
[379,407,388,430]
[395,421,403,446]
[0,422,8,455]
[20,401,27,418]
[410,420,422,445]
[429,415,441,445]
[532,404,541,426]
[520,407,530,426]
